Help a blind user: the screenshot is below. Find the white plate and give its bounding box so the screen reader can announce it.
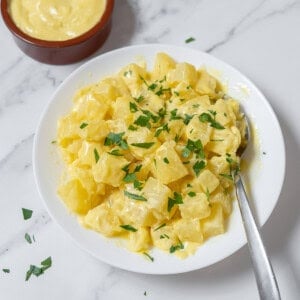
[33,44,285,274]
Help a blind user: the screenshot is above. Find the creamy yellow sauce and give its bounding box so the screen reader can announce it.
[9,0,106,41]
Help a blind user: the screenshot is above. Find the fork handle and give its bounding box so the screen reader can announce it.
[235,176,281,300]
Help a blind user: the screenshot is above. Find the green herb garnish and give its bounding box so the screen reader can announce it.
[181,139,205,159]
[169,109,182,121]
[25,257,52,281]
[104,132,128,149]
[160,234,170,239]
[25,233,32,244]
[154,223,166,231]
[220,173,233,181]
[130,102,138,113]
[79,122,88,129]
[155,123,169,137]
[168,192,183,212]
[108,149,123,156]
[124,191,147,201]
[193,160,206,176]
[128,125,138,131]
[123,173,137,183]
[170,240,184,253]
[143,252,154,262]
[163,157,169,164]
[94,148,100,162]
[134,115,151,128]
[133,95,144,103]
[199,112,225,130]
[22,208,33,220]
[188,191,196,197]
[183,114,193,125]
[120,225,137,232]
[185,37,195,43]
[2,269,10,273]
[131,142,155,149]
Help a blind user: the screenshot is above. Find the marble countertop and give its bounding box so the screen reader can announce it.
[1,0,300,299]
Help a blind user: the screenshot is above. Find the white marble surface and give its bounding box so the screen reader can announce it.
[0,0,300,299]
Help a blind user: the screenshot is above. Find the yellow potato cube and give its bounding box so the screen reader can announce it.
[112,95,135,124]
[173,219,203,243]
[201,204,225,238]
[92,152,128,187]
[84,203,122,237]
[152,52,176,80]
[180,192,211,219]
[151,225,178,251]
[199,169,220,193]
[167,62,197,87]
[195,69,217,97]
[185,117,212,146]
[128,227,151,252]
[142,177,173,219]
[77,141,102,167]
[78,119,109,142]
[210,186,232,215]
[153,141,188,184]
[57,113,80,147]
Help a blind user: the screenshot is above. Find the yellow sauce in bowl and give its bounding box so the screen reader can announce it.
[9,0,107,41]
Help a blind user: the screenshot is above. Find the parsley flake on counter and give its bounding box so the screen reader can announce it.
[143,252,154,262]
[2,269,10,273]
[22,208,33,220]
[25,256,52,281]
[79,122,88,129]
[51,140,56,144]
[144,291,147,296]
[94,148,100,163]
[25,233,32,244]
[185,37,195,43]
[131,142,155,149]
[124,191,147,201]
[120,225,138,232]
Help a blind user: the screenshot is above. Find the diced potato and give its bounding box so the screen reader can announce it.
[184,117,212,146]
[206,127,241,155]
[167,63,197,87]
[173,219,203,243]
[213,99,236,126]
[57,113,80,147]
[127,127,160,159]
[60,139,82,163]
[92,152,129,187]
[142,177,173,220]
[210,186,232,215]
[198,169,220,193]
[151,225,178,251]
[195,69,217,97]
[152,52,176,80]
[201,204,225,238]
[158,119,184,143]
[77,141,102,167]
[84,203,122,237]
[112,95,135,124]
[138,92,165,114]
[177,95,210,116]
[128,227,151,252]
[180,192,211,219]
[153,141,188,184]
[78,119,109,142]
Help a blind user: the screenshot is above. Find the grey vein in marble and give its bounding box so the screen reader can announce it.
[0,133,34,169]
[206,0,300,53]
[0,211,51,257]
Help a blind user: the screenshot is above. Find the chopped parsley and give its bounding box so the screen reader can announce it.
[25,233,32,244]
[134,114,151,128]
[108,149,123,156]
[25,257,52,281]
[133,180,143,191]
[192,104,200,108]
[133,95,144,103]
[104,132,128,150]
[163,157,169,164]
[155,87,171,96]
[123,70,132,77]
[2,269,10,273]
[128,125,138,131]
[129,102,138,113]
[169,109,182,121]
[94,148,100,163]
[124,191,147,201]
[143,252,154,262]
[183,114,194,125]
[120,225,137,232]
[170,240,184,253]
[51,140,56,144]
[205,188,210,202]
[144,291,147,296]
[79,122,88,129]
[160,234,170,239]
[22,208,33,220]
[220,173,233,181]
[173,91,180,96]
[193,160,206,176]
[199,112,225,130]
[210,139,224,142]
[263,151,266,155]
[168,192,183,212]
[155,123,169,137]
[154,223,166,231]
[188,191,196,197]
[181,139,205,159]
[131,142,155,149]
[185,37,195,43]
[123,173,137,183]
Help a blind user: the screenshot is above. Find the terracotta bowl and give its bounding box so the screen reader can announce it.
[1,0,114,65]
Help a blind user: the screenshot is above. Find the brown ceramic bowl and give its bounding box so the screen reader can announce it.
[1,0,114,65]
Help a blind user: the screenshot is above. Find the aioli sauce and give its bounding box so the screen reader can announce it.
[9,0,106,41]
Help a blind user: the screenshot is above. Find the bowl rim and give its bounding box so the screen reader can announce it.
[1,0,114,48]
